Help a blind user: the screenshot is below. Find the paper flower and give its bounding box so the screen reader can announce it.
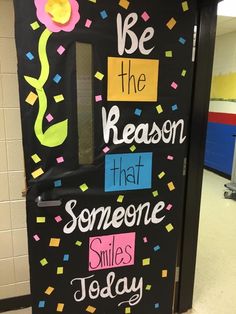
[34,0,80,33]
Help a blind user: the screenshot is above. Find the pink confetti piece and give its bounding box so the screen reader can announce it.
[103,146,110,154]
[141,11,150,22]
[166,204,173,211]
[167,155,174,160]
[85,19,92,28]
[171,82,178,89]
[33,234,40,241]
[56,157,64,164]
[55,216,62,223]
[95,95,102,102]
[57,45,65,55]
[46,114,54,122]
[143,237,148,243]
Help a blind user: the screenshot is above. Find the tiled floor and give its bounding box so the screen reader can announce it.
[3,170,236,314]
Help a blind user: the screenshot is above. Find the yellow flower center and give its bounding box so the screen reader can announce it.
[45,0,72,25]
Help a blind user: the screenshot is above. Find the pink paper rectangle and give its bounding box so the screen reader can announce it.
[55,216,62,223]
[33,234,40,241]
[95,95,102,102]
[166,204,173,211]
[57,45,65,55]
[171,82,178,89]
[103,146,110,154]
[167,155,174,160]
[141,11,150,22]
[46,114,54,122]
[89,232,136,271]
[85,19,92,28]
[56,156,64,164]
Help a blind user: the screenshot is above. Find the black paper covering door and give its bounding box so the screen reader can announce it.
[13,1,197,313]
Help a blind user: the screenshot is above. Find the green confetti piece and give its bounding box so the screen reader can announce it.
[40,258,48,266]
[80,183,88,192]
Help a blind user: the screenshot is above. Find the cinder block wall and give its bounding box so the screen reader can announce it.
[0,0,30,299]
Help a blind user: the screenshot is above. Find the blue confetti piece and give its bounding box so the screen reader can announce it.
[38,301,46,308]
[179,37,186,45]
[53,74,62,84]
[100,10,108,19]
[172,104,178,111]
[155,303,160,309]
[54,180,62,188]
[26,52,34,60]
[63,254,70,262]
[134,108,142,116]
[154,245,160,252]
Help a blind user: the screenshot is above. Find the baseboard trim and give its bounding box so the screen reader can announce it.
[0,295,31,313]
[204,166,231,180]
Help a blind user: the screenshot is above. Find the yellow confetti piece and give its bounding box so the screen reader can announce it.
[166,223,174,232]
[166,17,177,30]
[125,307,131,314]
[165,51,173,57]
[75,240,82,246]
[89,0,96,2]
[40,258,48,266]
[30,21,40,30]
[142,258,151,266]
[94,71,104,80]
[80,183,88,192]
[119,0,130,10]
[162,269,168,278]
[156,105,163,114]
[86,305,96,313]
[130,145,136,152]
[37,217,46,223]
[145,284,152,290]
[158,171,166,179]
[57,267,64,275]
[56,303,64,312]
[117,195,124,203]
[168,181,175,191]
[25,91,38,105]
[31,154,41,164]
[152,190,158,197]
[181,69,187,77]
[45,286,54,295]
[182,1,189,11]
[32,168,44,179]
[49,238,61,247]
[54,94,64,103]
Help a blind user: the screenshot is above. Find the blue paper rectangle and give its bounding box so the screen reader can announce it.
[105,153,152,192]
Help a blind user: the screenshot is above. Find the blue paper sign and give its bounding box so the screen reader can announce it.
[105,153,153,192]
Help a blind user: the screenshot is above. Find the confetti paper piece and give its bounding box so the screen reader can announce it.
[181,69,187,77]
[168,181,175,191]
[143,237,148,243]
[38,300,46,308]
[103,146,110,154]
[56,156,64,164]
[166,223,174,232]
[85,19,92,28]
[37,217,46,223]
[158,171,166,179]
[26,52,34,60]
[57,45,65,55]
[55,215,62,223]
[125,307,131,314]
[54,94,64,103]
[53,74,62,83]
[166,18,176,30]
[75,240,82,247]
[45,286,54,295]
[31,154,41,164]
[46,114,54,122]
[182,1,189,11]
[80,183,88,192]
[154,245,161,252]
[172,104,178,111]
[162,269,168,278]
[94,71,104,80]
[145,284,152,290]
[95,95,102,102]
[33,234,40,241]
[49,238,61,247]
[57,303,64,312]
[129,145,136,152]
[25,91,38,105]
[179,36,186,45]
[100,10,108,19]
[57,267,64,275]
[89,0,96,2]
[142,258,151,266]
[119,0,130,10]
[155,303,160,309]
[165,50,173,58]
[40,258,48,266]
[156,105,163,114]
[54,180,62,188]
[171,82,178,89]
[30,21,40,30]
[167,155,174,160]
[63,254,70,262]
[134,108,142,116]
[152,190,158,197]
[166,204,173,211]
[141,11,150,22]
[117,195,124,203]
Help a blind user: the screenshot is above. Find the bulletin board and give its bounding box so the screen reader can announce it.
[13,1,197,313]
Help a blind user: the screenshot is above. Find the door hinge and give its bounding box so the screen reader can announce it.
[175,266,180,283]
[183,157,188,176]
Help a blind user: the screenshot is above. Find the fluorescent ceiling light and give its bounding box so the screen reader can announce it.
[218,0,236,17]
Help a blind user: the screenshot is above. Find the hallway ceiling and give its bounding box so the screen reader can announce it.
[217,16,236,36]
